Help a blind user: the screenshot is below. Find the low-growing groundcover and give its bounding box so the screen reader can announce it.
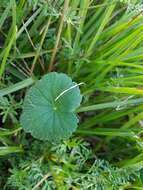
[0,0,143,189]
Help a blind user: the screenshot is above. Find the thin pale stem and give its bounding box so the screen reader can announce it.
[32,173,50,190]
[30,17,51,74]
[48,0,69,72]
[55,82,84,101]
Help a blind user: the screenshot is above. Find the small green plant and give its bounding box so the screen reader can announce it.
[0,96,22,123]
[6,138,141,190]
[20,72,82,143]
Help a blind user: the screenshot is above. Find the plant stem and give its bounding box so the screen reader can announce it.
[32,173,50,190]
[48,0,69,72]
[30,17,51,74]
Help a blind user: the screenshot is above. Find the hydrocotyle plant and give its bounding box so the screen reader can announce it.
[20,72,82,143]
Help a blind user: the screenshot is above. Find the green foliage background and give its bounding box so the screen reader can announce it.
[0,0,143,189]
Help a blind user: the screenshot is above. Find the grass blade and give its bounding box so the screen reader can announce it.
[0,77,35,97]
[0,146,23,156]
[77,97,143,112]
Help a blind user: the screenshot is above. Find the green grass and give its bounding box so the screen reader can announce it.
[0,0,143,189]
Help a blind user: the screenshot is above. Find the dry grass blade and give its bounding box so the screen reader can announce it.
[32,173,50,190]
[48,0,69,72]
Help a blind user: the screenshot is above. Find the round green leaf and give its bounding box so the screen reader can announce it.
[20,72,82,143]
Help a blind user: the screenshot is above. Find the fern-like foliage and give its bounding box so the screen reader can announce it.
[6,138,140,190]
